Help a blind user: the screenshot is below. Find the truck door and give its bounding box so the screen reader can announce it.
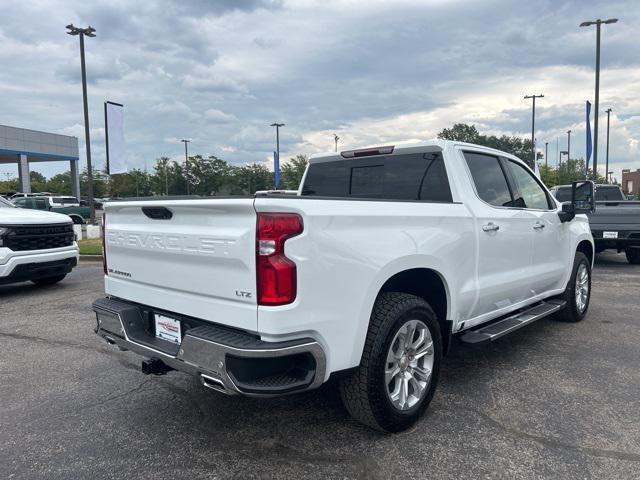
[462,151,535,321]
[502,159,568,295]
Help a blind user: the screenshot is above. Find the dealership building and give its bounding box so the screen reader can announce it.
[622,168,640,197]
[0,124,80,197]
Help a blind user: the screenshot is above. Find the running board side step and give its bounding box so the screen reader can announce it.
[460,300,566,344]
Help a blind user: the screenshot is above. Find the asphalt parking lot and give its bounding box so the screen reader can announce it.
[1,253,639,479]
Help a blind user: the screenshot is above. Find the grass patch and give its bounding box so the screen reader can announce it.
[78,239,103,256]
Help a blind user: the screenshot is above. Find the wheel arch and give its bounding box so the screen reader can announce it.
[68,214,84,225]
[377,267,453,355]
[576,239,594,268]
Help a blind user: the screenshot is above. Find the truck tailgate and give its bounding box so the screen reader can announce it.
[103,199,258,332]
[590,201,640,230]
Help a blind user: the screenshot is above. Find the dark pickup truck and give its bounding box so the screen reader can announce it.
[551,184,640,264]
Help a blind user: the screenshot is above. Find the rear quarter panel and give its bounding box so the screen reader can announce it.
[254,197,475,376]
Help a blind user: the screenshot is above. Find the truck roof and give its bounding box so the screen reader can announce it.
[309,139,523,164]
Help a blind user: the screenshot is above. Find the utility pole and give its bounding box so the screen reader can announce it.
[66,24,96,224]
[605,108,612,183]
[545,142,549,170]
[181,139,190,195]
[567,130,571,163]
[270,122,284,189]
[333,133,340,152]
[524,94,544,168]
[580,18,618,181]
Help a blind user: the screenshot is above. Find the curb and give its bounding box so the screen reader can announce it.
[80,255,103,262]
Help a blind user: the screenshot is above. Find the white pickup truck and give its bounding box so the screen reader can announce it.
[93,140,595,432]
[0,196,78,286]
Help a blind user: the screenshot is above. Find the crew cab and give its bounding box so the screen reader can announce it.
[12,195,89,224]
[551,184,640,264]
[93,140,595,432]
[0,196,78,286]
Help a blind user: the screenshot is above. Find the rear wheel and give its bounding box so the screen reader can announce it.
[555,252,591,322]
[339,292,441,432]
[625,248,640,265]
[31,274,66,286]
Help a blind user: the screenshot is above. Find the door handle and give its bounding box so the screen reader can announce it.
[533,222,545,230]
[482,222,500,232]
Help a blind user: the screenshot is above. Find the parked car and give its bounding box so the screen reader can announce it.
[12,196,90,224]
[0,196,78,286]
[80,197,104,210]
[93,140,595,432]
[550,184,640,264]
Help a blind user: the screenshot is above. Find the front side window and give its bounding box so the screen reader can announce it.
[505,160,552,210]
[463,152,513,207]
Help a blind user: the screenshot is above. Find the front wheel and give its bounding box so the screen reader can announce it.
[339,292,442,432]
[555,252,591,322]
[625,248,640,265]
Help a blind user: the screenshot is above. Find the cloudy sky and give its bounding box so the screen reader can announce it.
[1,0,639,181]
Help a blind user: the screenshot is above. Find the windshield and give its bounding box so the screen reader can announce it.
[0,197,15,208]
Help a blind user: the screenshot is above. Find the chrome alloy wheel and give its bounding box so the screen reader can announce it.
[575,263,589,313]
[385,319,434,411]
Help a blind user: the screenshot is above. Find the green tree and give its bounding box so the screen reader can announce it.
[437,123,539,168]
[280,155,308,190]
[152,157,172,195]
[232,163,272,194]
[46,172,72,195]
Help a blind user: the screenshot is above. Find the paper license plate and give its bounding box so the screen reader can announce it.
[603,231,618,239]
[155,314,182,344]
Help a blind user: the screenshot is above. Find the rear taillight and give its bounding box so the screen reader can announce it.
[101,213,107,275]
[256,213,303,306]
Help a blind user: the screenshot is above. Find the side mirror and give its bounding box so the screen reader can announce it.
[558,180,595,223]
[572,180,595,214]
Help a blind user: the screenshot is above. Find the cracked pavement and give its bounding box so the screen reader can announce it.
[1,252,639,479]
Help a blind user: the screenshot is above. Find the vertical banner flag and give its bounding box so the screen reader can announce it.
[274,151,280,189]
[105,101,127,174]
[586,100,593,177]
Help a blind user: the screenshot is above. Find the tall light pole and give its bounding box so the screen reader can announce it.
[567,130,571,162]
[580,18,618,181]
[66,24,96,224]
[181,139,190,195]
[270,122,284,189]
[545,142,549,170]
[605,108,612,183]
[524,94,544,168]
[333,133,340,152]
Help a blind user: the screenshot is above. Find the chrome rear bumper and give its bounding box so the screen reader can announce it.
[93,297,326,397]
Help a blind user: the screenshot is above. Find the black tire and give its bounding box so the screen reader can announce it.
[555,252,591,322]
[70,215,84,225]
[625,248,640,265]
[339,292,442,432]
[31,274,66,286]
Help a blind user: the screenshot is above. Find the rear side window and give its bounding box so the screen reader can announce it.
[301,152,453,202]
[463,152,513,207]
